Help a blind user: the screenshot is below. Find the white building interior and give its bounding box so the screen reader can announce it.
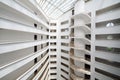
[0,0,120,80]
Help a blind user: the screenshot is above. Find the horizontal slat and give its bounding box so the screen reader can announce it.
[49,33,57,36]
[95,26,120,34]
[49,52,57,55]
[70,64,91,75]
[96,7,120,23]
[70,55,90,64]
[70,47,91,54]
[50,57,57,61]
[0,47,48,78]
[49,45,57,49]
[60,24,70,29]
[49,39,57,42]
[45,73,49,80]
[61,52,69,58]
[95,51,120,62]
[61,71,69,79]
[17,54,48,80]
[95,62,120,76]
[15,0,49,21]
[95,72,114,80]
[0,40,49,54]
[61,32,70,36]
[49,64,57,67]
[61,59,69,65]
[61,39,70,43]
[49,75,57,79]
[0,0,49,29]
[61,46,70,51]
[0,18,49,35]
[49,70,57,73]
[40,66,49,80]
[95,40,120,48]
[70,37,91,44]
[61,65,69,72]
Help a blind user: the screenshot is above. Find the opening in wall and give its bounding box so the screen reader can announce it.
[61,28,69,32]
[85,64,90,71]
[61,20,69,25]
[50,79,57,80]
[34,69,38,75]
[50,73,57,75]
[50,42,56,46]
[41,35,43,39]
[71,19,74,26]
[34,35,37,40]
[34,46,37,52]
[34,58,37,64]
[95,78,99,80]
[50,49,57,52]
[50,67,57,69]
[70,28,74,37]
[50,61,57,64]
[61,49,69,54]
[85,54,91,61]
[85,34,91,40]
[34,23,37,28]
[85,74,90,79]
[47,29,49,32]
[61,42,69,46]
[41,44,43,49]
[85,45,91,51]
[50,23,56,26]
[50,55,57,58]
[61,36,69,39]
[50,36,56,39]
[72,9,74,15]
[50,29,56,32]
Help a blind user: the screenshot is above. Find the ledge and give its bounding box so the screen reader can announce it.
[17,54,49,80]
[95,40,120,48]
[0,18,49,35]
[70,37,91,45]
[70,47,90,54]
[70,73,84,80]
[71,25,91,34]
[70,55,90,64]
[70,64,91,75]
[0,0,49,29]
[0,47,48,78]
[0,40,49,54]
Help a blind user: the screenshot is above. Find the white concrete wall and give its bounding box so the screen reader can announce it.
[0,0,49,80]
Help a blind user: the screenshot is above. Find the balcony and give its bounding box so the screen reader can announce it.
[70,64,91,75]
[72,12,91,24]
[70,73,84,80]
[70,55,90,64]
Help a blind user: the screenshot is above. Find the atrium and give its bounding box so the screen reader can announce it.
[0,0,120,80]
